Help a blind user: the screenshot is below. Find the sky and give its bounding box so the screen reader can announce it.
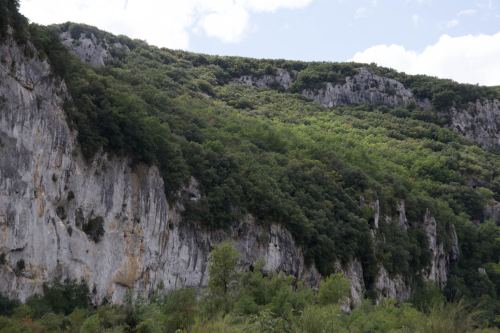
[20,0,500,86]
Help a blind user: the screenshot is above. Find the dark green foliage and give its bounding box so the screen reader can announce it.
[0,0,28,42]
[410,283,446,313]
[82,216,105,242]
[14,259,24,276]
[26,280,91,317]
[161,288,197,332]
[0,294,18,316]
[318,273,351,305]
[291,62,358,91]
[56,206,67,220]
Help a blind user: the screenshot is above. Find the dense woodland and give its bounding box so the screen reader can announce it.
[2,0,500,331]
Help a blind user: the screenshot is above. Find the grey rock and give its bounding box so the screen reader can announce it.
[484,202,500,224]
[397,200,409,231]
[374,266,411,302]
[233,68,294,90]
[423,209,457,288]
[0,36,318,303]
[335,259,365,308]
[302,68,418,108]
[59,30,129,67]
[449,100,500,151]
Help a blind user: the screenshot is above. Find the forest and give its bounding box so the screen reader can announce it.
[1,0,500,330]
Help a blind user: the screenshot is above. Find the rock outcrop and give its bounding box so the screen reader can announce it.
[0,36,318,303]
[232,68,294,91]
[59,30,130,67]
[302,68,419,108]
[449,99,500,151]
[423,210,459,288]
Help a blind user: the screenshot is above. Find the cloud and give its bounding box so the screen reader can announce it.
[457,9,477,17]
[445,19,459,28]
[20,0,313,49]
[351,32,500,86]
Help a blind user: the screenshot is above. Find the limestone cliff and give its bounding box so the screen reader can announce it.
[0,29,465,307]
[0,35,318,303]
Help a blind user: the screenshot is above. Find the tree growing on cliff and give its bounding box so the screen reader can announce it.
[204,241,240,315]
[318,273,351,305]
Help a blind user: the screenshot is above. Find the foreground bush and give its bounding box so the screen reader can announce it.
[0,243,497,332]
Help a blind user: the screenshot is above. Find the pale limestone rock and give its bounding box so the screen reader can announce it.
[59,30,129,68]
[0,36,318,304]
[423,209,458,288]
[449,99,500,151]
[375,266,411,302]
[233,68,294,90]
[335,260,365,308]
[302,68,417,108]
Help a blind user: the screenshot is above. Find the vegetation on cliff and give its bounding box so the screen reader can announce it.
[0,243,496,332]
[1,1,500,329]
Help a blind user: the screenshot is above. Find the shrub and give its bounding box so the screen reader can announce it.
[83,216,105,242]
[318,273,351,305]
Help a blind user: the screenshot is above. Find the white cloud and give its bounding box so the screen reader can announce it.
[351,32,500,86]
[445,19,459,28]
[20,0,313,49]
[197,4,250,43]
[457,9,477,17]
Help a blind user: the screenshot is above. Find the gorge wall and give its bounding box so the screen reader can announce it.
[0,36,318,304]
[0,31,463,307]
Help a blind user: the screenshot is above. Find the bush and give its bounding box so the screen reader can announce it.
[318,273,351,305]
[26,280,91,317]
[162,288,197,332]
[0,295,18,316]
[83,216,105,242]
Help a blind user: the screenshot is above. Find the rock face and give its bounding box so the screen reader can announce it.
[449,99,500,151]
[59,30,130,67]
[232,68,294,90]
[374,266,411,302]
[423,210,459,288]
[336,259,365,307]
[302,68,418,108]
[0,36,318,303]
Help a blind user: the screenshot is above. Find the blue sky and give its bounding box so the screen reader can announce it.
[20,0,500,85]
[190,0,500,61]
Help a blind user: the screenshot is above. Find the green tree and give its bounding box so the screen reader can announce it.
[208,241,239,295]
[162,288,197,332]
[318,273,351,305]
[205,241,239,315]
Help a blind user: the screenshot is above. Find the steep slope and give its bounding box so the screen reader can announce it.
[1,14,500,313]
[0,33,318,303]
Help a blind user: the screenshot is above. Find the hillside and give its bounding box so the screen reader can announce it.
[1,1,500,331]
